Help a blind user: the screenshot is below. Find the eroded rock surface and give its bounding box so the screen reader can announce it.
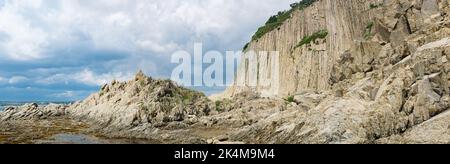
[218,0,450,144]
[1,0,450,144]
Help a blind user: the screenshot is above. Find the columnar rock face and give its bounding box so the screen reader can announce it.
[225,0,450,98]
[226,0,382,97]
[217,0,450,143]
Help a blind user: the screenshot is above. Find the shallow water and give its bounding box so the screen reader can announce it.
[34,134,161,144]
[48,134,102,144]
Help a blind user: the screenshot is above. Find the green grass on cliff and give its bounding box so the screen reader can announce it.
[364,22,374,40]
[248,0,318,44]
[369,3,383,9]
[294,29,328,48]
[215,100,222,112]
[286,96,295,103]
[250,11,289,42]
[243,42,250,51]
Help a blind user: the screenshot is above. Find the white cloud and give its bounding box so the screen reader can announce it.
[0,75,28,85]
[51,90,92,100]
[0,76,7,84]
[106,12,132,27]
[38,69,133,86]
[0,0,296,60]
[136,40,180,53]
[53,90,74,98]
[0,7,48,60]
[36,73,69,85]
[14,0,43,9]
[8,76,28,84]
[0,0,298,99]
[74,69,133,86]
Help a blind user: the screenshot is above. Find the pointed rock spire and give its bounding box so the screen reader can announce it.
[135,70,146,80]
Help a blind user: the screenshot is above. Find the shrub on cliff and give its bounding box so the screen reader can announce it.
[290,0,318,10]
[251,11,290,41]
[369,3,383,9]
[295,29,328,48]
[251,0,318,41]
[364,22,374,40]
[243,42,250,51]
[286,96,295,103]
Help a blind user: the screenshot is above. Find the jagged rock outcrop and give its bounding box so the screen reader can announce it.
[0,72,216,143]
[378,110,450,144]
[67,71,213,134]
[0,103,67,121]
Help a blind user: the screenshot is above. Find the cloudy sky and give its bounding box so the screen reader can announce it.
[0,0,296,101]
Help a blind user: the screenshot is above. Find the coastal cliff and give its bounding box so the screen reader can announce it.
[221,0,450,143]
[225,0,449,98]
[1,0,449,144]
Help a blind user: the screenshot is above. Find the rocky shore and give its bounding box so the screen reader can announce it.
[0,70,448,144]
[1,0,450,144]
